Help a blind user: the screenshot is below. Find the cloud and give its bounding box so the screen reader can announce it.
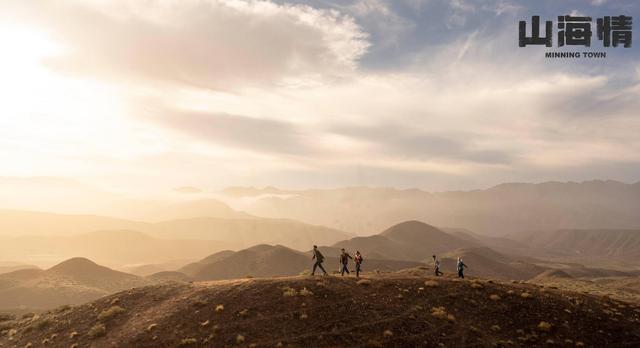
[147,109,314,155]
[331,123,514,164]
[9,0,369,90]
[1,0,639,192]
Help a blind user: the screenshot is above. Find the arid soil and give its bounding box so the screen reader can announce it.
[2,272,640,347]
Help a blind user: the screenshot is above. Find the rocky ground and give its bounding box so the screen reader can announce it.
[1,271,640,347]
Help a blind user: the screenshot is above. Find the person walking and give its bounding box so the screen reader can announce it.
[311,245,328,276]
[354,251,364,278]
[456,257,467,279]
[433,255,443,276]
[339,248,353,276]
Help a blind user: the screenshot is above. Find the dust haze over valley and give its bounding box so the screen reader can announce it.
[3,0,640,346]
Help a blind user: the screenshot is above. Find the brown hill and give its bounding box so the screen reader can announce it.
[180,245,425,281]
[514,229,640,262]
[0,258,150,311]
[185,245,309,280]
[439,247,547,281]
[0,262,39,275]
[332,221,476,262]
[2,274,640,347]
[0,210,351,266]
[0,230,230,268]
[532,269,573,280]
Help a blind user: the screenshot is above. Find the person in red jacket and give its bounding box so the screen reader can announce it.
[354,251,364,278]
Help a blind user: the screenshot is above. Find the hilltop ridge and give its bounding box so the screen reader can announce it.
[1,273,639,347]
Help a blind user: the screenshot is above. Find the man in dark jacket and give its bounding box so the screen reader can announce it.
[311,245,327,276]
[457,257,467,279]
[339,248,353,276]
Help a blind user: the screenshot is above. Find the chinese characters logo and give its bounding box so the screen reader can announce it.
[519,15,632,48]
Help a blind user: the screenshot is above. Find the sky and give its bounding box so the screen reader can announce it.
[0,0,639,193]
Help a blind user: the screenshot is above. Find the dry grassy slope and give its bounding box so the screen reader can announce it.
[530,274,640,304]
[0,258,151,310]
[2,274,640,348]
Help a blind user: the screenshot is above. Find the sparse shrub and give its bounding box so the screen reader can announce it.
[489,294,501,301]
[357,279,372,286]
[300,287,314,296]
[283,287,298,297]
[33,317,52,330]
[236,334,245,343]
[424,280,438,288]
[147,323,158,332]
[299,270,311,276]
[521,292,532,299]
[537,321,552,332]
[215,304,224,312]
[179,338,197,346]
[470,280,483,289]
[88,323,106,338]
[383,329,393,337]
[98,305,126,321]
[431,307,455,322]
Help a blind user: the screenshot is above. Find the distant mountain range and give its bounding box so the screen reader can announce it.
[0,209,351,267]
[222,180,640,236]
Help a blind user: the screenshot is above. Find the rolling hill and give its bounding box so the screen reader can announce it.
[0,258,150,311]
[331,220,478,262]
[439,247,547,281]
[514,229,640,262]
[179,244,424,281]
[2,274,639,347]
[0,210,352,266]
[0,230,230,268]
[0,262,39,275]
